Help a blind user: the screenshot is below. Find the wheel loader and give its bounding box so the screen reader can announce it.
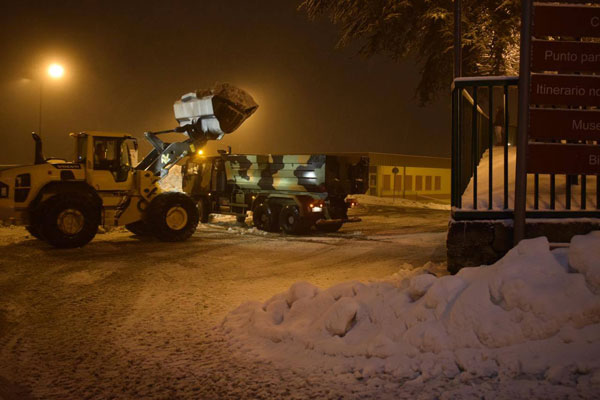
[0,83,258,248]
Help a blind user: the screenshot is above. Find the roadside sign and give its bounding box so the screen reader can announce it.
[533,4,600,38]
[515,0,600,244]
[530,73,600,107]
[528,143,600,175]
[526,2,600,175]
[529,108,600,141]
[531,40,600,73]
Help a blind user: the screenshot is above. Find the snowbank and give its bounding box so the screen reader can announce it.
[158,165,183,192]
[222,232,600,386]
[353,194,450,211]
[462,146,598,210]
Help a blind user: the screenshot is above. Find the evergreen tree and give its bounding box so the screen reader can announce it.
[299,0,520,105]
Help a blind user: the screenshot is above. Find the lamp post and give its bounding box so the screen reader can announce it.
[38,63,64,135]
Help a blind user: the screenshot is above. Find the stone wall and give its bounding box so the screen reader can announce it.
[447,218,600,274]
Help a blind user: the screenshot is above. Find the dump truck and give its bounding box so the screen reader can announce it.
[182,153,369,234]
[0,83,258,247]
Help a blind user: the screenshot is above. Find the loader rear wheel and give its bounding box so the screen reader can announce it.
[125,221,151,236]
[147,192,199,242]
[40,193,100,248]
[279,205,310,235]
[252,203,279,232]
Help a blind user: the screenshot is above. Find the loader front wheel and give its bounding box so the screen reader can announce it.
[40,193,100,248]
[316,221,343,233]
[26,224,44,240]
[147,192,199,242]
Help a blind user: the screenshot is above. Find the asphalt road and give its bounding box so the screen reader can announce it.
[0,204,450,399]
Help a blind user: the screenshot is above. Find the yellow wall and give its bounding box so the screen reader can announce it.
[369,166,451,199]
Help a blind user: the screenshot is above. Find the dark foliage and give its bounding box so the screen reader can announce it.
[299,0,520,105]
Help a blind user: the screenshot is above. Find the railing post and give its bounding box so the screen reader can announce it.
[515,0,533,245]
[451,87,457,207]
[488,85,493,210]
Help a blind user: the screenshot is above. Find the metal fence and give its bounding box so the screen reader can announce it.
[451,76,600,220]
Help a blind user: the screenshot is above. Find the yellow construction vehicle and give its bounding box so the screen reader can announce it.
[0,83,257,247]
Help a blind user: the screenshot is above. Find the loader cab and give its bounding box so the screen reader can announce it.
[72,132,137,192]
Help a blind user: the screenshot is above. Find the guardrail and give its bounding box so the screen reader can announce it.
[451,76,600,220]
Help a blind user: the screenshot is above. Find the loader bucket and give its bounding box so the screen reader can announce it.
[202,83,258,133]
[174,83,258,138]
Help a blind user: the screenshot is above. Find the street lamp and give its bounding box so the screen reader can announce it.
[47,63,64,79]
[39,63,65,135]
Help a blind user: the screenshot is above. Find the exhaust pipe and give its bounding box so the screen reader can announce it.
[32,133,45,164]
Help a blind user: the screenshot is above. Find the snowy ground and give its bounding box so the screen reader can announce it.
[0,203,452,399]
[1,197,598,399]
[352,194,450,211]
[224,233,600,400]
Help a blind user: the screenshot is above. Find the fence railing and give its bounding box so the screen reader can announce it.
[451,76,600,220]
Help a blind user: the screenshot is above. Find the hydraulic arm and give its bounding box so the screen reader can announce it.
[137,83,258,177]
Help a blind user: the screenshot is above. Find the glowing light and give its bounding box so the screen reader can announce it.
[197,149,204,155]
[47,64,64,79]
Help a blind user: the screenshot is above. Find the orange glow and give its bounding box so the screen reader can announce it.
[47,63,64,79]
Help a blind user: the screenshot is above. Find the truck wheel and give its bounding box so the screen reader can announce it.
[198,197,210,223]
[252,203,279,232]
[125,221,151,236]
[147,192,199,242]
[25,224,44,240]
[279,205,309,235]
[40,193,100,248]
[316,221,343,233]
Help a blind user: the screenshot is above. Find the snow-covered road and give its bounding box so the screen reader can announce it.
[0,204,452,399]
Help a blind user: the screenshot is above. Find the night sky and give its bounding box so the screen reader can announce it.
[0,0,449,165]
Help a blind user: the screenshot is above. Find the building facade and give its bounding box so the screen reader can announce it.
[366,152,451,200]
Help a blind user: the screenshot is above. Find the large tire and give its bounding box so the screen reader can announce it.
[146,192,199,242]
[316,221,343,233]
[25,224,44,240]
[125,220,151,236]
[279,204,310,235]
[197,197,210,223]
[40,193,100,248]
[252,203,279,232]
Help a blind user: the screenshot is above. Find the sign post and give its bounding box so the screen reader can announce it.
[514,0,532,245]
[392,166,399,203]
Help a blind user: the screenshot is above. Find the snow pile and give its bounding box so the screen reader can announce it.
[462,146,598,210]
[158,165,183,192]
[222,232,600,386]
[352,194,450,211]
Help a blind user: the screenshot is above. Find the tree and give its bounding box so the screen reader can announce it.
[298,0,520,105]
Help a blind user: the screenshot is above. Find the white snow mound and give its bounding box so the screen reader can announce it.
[158,165,183,192]
[222,232,600,384]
